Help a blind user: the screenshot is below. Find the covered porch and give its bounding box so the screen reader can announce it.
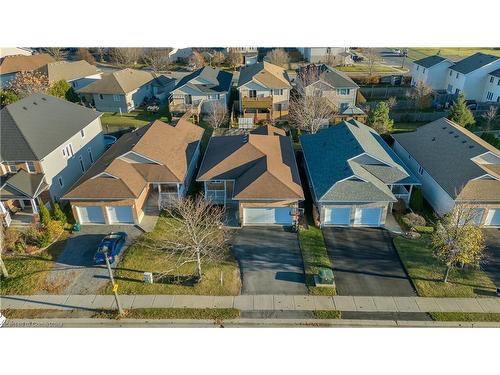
[153,182,182,209]
[389,184,415,205]
[204,180,234,205]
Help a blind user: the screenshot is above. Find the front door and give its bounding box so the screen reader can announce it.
[185,94,192,105]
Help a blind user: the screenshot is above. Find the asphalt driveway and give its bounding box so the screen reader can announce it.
[323,227,416,296]
[483,229,500,287]
[231,227,307,295]
[46,225,142,294]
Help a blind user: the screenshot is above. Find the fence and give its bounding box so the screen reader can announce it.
[360,86,413,100]
[390,111,449,122]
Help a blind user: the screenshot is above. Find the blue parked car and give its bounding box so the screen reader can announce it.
[94,232,128,264]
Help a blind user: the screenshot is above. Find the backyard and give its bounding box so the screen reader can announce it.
[337,63,406,74]
[100,104,172,131]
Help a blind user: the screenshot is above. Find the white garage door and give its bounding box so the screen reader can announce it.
[106,206,135,224]
[485,209,500,227]
[77,206,105,224]
[324,207,351,225]
[243,207,292,225]
[354,207,382,226]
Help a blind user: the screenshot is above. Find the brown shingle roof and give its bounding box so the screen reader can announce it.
[0,54,55,75]
[37,60,100,83]
[238,62,291,89]
[197,125,304,200]
[77,68,156,94]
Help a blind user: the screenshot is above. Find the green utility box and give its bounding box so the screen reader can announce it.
[73,223,81,232]
[318,268,334,285]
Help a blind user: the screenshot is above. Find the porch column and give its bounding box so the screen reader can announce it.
[30,199,38,214]
[407,185,414,205]
[224,180,227,206]
[177,183,181,198]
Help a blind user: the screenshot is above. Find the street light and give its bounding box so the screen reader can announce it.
[102,246,124,316]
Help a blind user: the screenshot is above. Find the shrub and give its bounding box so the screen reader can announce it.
[3,228,21,251]
[414,226,434,233]
[52,202,67,224]
[25,225,41,246]
[39,203,51,226]
[62,202,76,225]
[35,231,51,248]
[409,187,423,212]
[480,132,500,148]
[46,220,64,241]
[401,213,426,229]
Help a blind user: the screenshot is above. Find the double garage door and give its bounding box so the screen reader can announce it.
[76,205,135,224]
[324,207,383,227]
[243,207,292,225]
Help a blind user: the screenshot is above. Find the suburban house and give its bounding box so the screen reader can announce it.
[36,60,102,90]
[300,119,420,227]
[392,117,500,227]
[297,48,348,64]
[196,125,304,226]
[410,55,453,90]
[296,63,365,121]
[169,66,233,114]
[168,48,193,63]
[77,68,175,113]
[0,48,33,59]
[237,62,292,124]
[444,52,500,100]
[62,117,204,225]
[481,69,500,103]
[0,53,55,85]
[0,93,106,227]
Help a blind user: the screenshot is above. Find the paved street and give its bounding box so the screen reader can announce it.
[231,227,307,295]
[483,229,500,286]
[323,227,416,296]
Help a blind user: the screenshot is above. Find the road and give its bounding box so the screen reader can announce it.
[374,48,413,69]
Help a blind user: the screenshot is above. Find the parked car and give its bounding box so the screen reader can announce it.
[352,54,364,62]
[94,232,128,264]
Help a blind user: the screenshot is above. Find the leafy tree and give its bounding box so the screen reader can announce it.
[39,203,52,227]
[0,90,20,106]
[52,202,67,224]
[7,71,50,98]
[48,80,79,102]
[367,101,393,134]
[448,93,475,127]
[75,48,96,65]
[431,203,485,283]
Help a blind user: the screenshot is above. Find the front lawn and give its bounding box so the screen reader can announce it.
[95,308,240,320]
[100,105,172,130]
[392,122,427,133]
[336,64,406,74]
[407,48,500,61]
[394,235,496,297]
[1,232,69,295]
[101,216,241,295]
[430,312,500,322]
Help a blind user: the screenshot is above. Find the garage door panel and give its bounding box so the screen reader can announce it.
[107,206,134,224]
[324,207,351,225]
[243,207,292,225]
[485,209,500,226]
[77,206,105,224]
[354,207,382,226]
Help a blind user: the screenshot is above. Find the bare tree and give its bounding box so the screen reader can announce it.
[482,105,498,131]
[431,202,486,283]
[0,229,9,279]
[265,48,289,67]
[288,66,337,134]
[92,47,106,62]
[361,48,378,77]
[142,48,173,72]
[45,47,65,61]
[409,81,432,110]
[225,48,243,70]
[75,48,96,65]
[7,71,50,98]
[188,51,206,70]
[147,197,229,279]
[206,101,228,129]
[387,96,397,110]
[109,48,143,68]
[212,51,225,67]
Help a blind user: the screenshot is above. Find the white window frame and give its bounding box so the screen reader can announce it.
[490,76,494,83]
[273,89,283,95]
[88,147,94,163]
[418,166,424,175]
[62,143,74,158]
[486,92,494,101]
[25,161,36,173]
[79,156,85,172]
[6,161,18,173]
[113,94,121,102]
[337,88,350,95]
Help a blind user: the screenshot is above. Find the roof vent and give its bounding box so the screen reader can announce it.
[449,131,454,134]
[454,135,459,138]
[442,126,447,129]
[431,137,436,141]
[469,145,474,149]
[33,102,38,105]
[462,140,467,144]
[41,97,47,101]
[22,106,28,110]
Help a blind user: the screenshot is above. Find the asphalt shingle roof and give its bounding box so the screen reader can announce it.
[0,93,102,161]
[237,62,291,89]
[297,64,359,89]
[174,66,232,95]
[413,55,447,68]
[489,68,500,78]
[450,52,499,74]
[0,170,47,199]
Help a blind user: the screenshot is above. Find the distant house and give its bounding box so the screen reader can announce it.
[63,117,204,225]
[237,62,292,123]
[197,125,304,226]
[301,120,419,227]
[392,117,500,227]
[297,48,348,64]
[0,48,33,59]
[36,60,102,90]
[481,69,500,103]
[0,93,106,227]
[169,66,233,114]
[168,48,193,63]
[77,68,175,113]
[296,63,365,121]
[410,55,453,90]
[0,53,55,84]
[444,52,500,100]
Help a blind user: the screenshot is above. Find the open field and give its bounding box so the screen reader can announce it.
[407,48,500,61]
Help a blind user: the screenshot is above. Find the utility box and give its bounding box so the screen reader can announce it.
[318,268,334,285]
[144,272,154,284]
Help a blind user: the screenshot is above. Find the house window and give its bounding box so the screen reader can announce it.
[62,143,74,158]
[88,148,94,163]
[99,94,104,100]
[273,89,283,95]
[337,89,350,95]
[249,90,257,98]
[497,96,500,102]
[274,103,282,111]
[455,88,460,95]
[113,95,120,102]
[490,76,495,83]
[497,79,500,86]
[423,68,426,74]
[80,129,85,138]
[79,156,85,172]
[26,161,36,173]
[418,166,424,175]
[449,70,452,76]
[72,81,78,88]
[207,94,219,100]
[447,84,453,93]
[486,92,494,101]
[6,161,18,173]
[58,176,64,188]
[416,66,419,71]
[456,73,459,79]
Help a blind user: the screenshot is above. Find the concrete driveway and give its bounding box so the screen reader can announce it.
[231,227,307,295]
[323,227,416,296]
[46,225,143,294]
[483,229,500,287]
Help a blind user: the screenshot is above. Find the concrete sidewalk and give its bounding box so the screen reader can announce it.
[2,294,500,313]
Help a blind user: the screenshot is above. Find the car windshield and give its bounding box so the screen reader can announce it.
[98,244,111,254]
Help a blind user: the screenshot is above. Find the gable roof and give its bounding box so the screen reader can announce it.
[300,119,419,203]
[489,68,500,78]
[174,66,233,95]
[36,60,100,83]
[238,62,291,89]
[197,125,303,200]
[450,52,499,74]
[0,53,55,75]
[77,68,164,94]
[1,93,102,161]
[413,55,448,68]
[297,63,358,89]
[63,118,204,200]
[392,117,500,200]
[0,170,48,199]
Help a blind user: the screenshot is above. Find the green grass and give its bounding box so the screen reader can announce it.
[430,312,500,322]
[101,216,241,295]
[394,235,496,297]
[94,308,240,320]
[100,104,172,130]
[392,122,427,133]
[407,48,500,61]
[313,310,342,319]
[1,232,69,295]
[336,64,405,74]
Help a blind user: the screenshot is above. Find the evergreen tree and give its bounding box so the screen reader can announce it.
[448,93,475,127]
[367,101,394,134]
[39,203,51,227]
